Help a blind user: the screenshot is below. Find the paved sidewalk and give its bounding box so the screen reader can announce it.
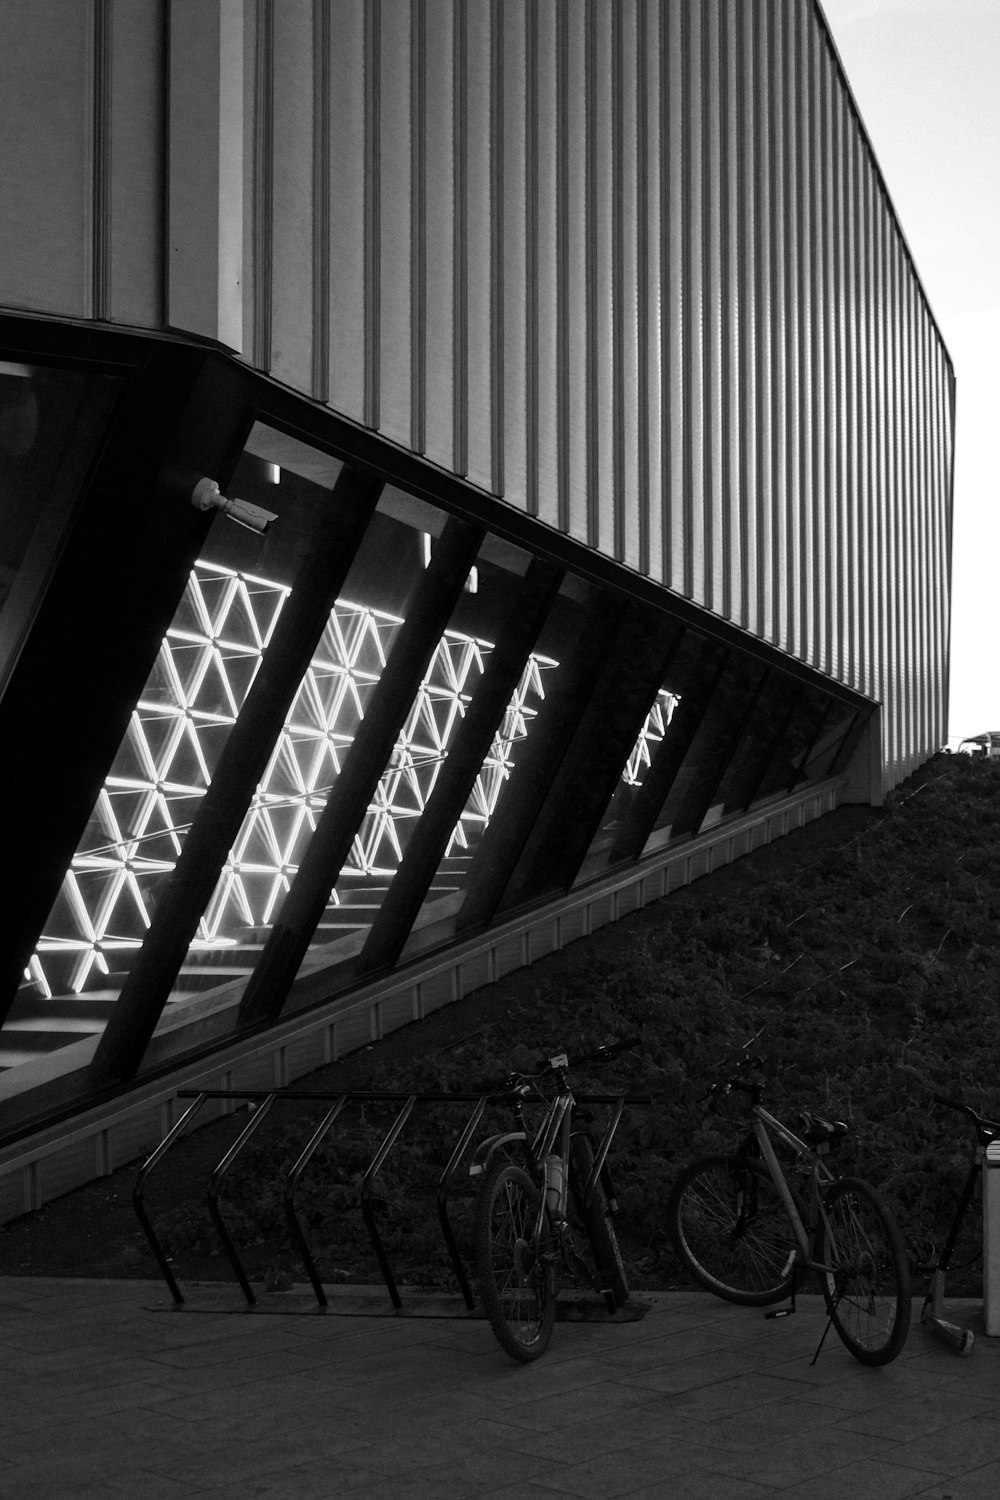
[0,1277,996,1499]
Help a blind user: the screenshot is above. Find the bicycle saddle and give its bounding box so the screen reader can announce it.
[798,1111,850,1148]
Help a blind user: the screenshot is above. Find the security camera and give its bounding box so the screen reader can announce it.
[191,477,278,535]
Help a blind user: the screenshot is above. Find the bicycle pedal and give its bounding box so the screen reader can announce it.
[765,1307,795,1320]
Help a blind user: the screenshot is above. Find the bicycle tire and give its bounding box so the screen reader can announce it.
[474,1156,556,1362]
[818,1176,911,1366]
[666,1154,796,1306]
[569,1134,629,1310]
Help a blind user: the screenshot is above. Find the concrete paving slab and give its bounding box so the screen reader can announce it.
[0,1278,995,1498]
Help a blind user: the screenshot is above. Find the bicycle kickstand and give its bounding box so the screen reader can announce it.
[765,1249,800,1322]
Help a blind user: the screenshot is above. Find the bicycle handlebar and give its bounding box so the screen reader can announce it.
[701,1051,767,1105]
[535,1035,641,1075]
[932,1092,1000,1142]
[478,1036,640,1101]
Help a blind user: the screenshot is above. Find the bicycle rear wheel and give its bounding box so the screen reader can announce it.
[474,1157,556,1362]
[569,1134,629,1310]
[819,1177,911,1366]
[666,1154,796,1306]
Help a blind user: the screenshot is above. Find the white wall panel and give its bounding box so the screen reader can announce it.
[421,0,457,473]
[270,1,316,394]
[614,1,640,572]
[560,2,589,547]
[682,1,706,607]
[720,0,742,626]
[108,3,165,328]
[639,0,664,584]
[702,0,725,614]
[376,0,413,448]
[0,1,91,317]
[587,3,615,560]
[526,0,559,527]
[326,0,366,423]
[735,0,759,635]
[754,1,776,643]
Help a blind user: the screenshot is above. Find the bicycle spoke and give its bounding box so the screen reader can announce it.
[820,1177,910,1365]
[667,1155,796,1306]
[475,1159,555,1361]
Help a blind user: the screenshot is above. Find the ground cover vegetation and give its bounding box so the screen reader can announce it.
[3,750,999,1299]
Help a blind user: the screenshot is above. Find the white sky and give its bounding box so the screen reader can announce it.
[819,0,1000,748]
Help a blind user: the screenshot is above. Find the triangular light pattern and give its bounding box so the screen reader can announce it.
[29,561,557,998]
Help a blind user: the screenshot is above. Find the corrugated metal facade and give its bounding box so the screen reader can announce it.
[0,0,953,789]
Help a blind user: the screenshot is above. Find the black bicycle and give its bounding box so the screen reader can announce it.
[666,1044,911,1366]
[469,1039,639,1362]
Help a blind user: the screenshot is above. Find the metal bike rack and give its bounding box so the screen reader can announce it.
[133,1086,645,1312]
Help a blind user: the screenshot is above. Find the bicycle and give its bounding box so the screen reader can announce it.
[469,1038,640,1362]
[666,1043,911,1366]
[915,1092,1000,1356]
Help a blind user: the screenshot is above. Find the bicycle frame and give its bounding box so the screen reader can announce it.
[469,1075,626,1239]
[471,1088,575,1237]
[740,1105,839,1279]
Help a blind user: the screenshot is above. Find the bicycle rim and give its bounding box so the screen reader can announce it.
[474,1158,555,1362]
[666,1154,795,1306]
[820,1177,911,1366]
[569,1134,629,1309]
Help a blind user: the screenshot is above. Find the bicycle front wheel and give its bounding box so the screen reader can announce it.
[819,1177,911,1366]
[569,1134,629,1310]
[474,1158,556,1362]
[666,1154,796,1306]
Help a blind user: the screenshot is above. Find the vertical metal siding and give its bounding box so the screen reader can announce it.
[587,3,615,559]
[107,1,164,329]
[0,0,955,792]
[459,1,494,491]
[421,0,457,474]
[701,0,723,614]
[527,0,559,525]
[560,0,589,544]
[270,1,315,395]
[638,0,664,581]
[720,0,741,626]
[767,0,789,655]
[684,0,706,607]
[796,2,816,667]
[326,1,367,424]
[735,0,758,636]
[755,0,776,644]
[664,0,685,595]
[616,0,642,573]
[780,0,799,661]
[377,0,412,448]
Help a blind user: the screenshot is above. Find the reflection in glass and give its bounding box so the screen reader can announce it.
[646,658,765,844]
[0,361,120,696]
[713,674,799,815]
[799,707,862,784]
[753,687,832,802]
[578,689,681,874]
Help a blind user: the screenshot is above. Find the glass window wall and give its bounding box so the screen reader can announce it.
[20,425,343,1016]
[8,407,875,1085]
[0,361,120,698]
